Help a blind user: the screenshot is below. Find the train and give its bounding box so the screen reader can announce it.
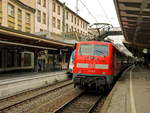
[72,41,128,91]
[66,50,75,78]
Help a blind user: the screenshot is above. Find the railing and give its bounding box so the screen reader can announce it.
[64,32,93,41]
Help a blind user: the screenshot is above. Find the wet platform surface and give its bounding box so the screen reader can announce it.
[102,65,150,113]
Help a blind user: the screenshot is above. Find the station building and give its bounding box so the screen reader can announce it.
[32,0,90,71]
[0,0,35,33]
[31,0,90,41]
[0,0,76,73]
[49,0,89,41]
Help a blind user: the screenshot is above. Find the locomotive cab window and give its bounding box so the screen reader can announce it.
[79,44,108,56]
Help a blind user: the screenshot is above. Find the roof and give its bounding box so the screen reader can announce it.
[11,0,36,13]
[55,0,90,24]
[114,0,150,48]
[77,41,112,45]
[0,26,73,49]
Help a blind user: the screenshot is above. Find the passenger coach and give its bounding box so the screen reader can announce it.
[73,41,125,90]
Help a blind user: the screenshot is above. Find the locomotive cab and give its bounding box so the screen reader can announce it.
[73,41,114,90]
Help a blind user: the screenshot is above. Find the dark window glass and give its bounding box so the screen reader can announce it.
[24,53,31,66]
[15,53,21,67]
[79,44,108,56]
[7,52,14,67]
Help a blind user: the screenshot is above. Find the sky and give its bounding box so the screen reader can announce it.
[59,0,120,27]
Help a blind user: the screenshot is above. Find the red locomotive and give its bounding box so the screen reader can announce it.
[73,41,126,90]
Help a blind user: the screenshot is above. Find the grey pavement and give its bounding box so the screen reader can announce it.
[103,66,150,113]
[0,70,68,99]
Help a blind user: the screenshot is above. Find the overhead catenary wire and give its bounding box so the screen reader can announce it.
[96,0,112,24]
[79,0,98,23]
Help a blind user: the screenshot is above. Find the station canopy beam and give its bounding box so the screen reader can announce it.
[0,26,73,50]
[114,0,150,56]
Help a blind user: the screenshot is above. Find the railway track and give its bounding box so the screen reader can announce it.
[0,80,73,113]
[53,92,103,113]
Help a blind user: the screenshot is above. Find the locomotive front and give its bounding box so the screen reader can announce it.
[73,41,114,90]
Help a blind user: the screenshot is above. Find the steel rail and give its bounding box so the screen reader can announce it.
[53,93,103,113]
[52,92,84,113]
[0,80,73,112]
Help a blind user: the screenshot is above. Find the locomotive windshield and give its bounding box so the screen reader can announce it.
[79,44,108,56]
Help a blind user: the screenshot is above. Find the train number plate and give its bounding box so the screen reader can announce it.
[88,64,95,68]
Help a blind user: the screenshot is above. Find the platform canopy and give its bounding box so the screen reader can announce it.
[114,0,150,55]
[0,26,73,51]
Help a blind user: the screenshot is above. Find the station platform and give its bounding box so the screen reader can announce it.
[101,65,150,113]
[0,71,68,99]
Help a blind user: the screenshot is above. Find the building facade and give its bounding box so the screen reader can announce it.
[0,0,35,33]
[49,0,89,41]
[34,0,49,34]
[0,0,90,72]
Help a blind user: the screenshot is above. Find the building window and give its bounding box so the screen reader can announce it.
[71,26,73,32]
[8,3,14,17]
[52,17,56,28]
[57,5,60,15]
[40,29,43,32]
[75,17,76,24]
[77,18,79,26]
[25,13,31,32]
[53,2,56,12]
[86,24,88,30]
[37,10,41,23]
[38,0,41,5]
[43,0,46,7]
[43,12,46,24]
[66,11,68,19]
[66,24,68,32]
[71,15,73,22]
[57,19,61,29]
[17,9,22,30]
[26,13,31,24]
[17,9,22,21]
[83,22,85,29]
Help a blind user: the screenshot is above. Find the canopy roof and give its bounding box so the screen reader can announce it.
[114,0,150,48]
